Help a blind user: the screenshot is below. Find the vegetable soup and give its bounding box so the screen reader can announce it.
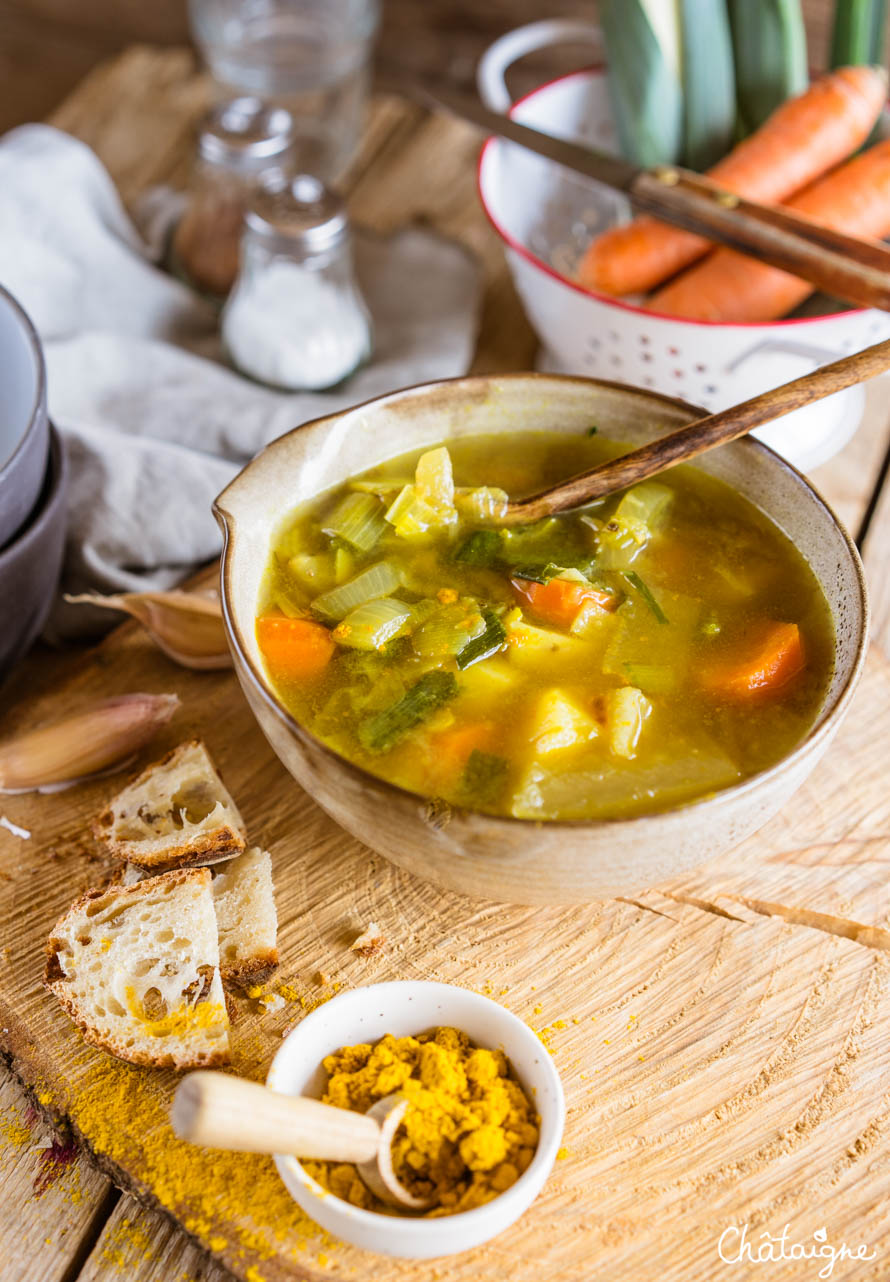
[255,433,834,821]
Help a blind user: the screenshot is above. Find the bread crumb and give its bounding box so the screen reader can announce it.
[350,922,385,957]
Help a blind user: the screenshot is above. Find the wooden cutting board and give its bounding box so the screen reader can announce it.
[3,45,890,1282]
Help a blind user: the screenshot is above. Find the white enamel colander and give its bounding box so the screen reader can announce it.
[476,19,890,471]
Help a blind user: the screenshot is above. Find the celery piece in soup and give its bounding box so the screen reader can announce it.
[333,599,413,651]
[461,750,509,807]
[322,491,387,553]
[311,561,402,621]
[413,601,486,658]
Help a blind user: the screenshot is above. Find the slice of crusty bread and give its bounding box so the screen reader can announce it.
[44,867,230,1069]
[208,848,279,986]
[118,848,278,987]
[93,740,246,871]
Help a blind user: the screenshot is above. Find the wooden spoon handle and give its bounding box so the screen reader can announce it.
[505,336,890,523]
[171,1071,380,1162]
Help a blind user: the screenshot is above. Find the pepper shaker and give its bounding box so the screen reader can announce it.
[222,172,373,391]
[172,97,296,297]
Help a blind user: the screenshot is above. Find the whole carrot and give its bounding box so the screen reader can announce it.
[648,140,890,322]
[577,65,887,297]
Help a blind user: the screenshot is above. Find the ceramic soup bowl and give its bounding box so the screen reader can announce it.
[214,374,868,906]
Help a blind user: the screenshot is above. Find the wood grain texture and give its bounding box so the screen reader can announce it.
[0,1066,113,1282]
[810,377,890,536]
[77,1194,232,1282]
[864,483,890,658]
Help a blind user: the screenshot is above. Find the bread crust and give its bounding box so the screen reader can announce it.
[46,867,208,941]
[221,950,280,988]
[43,988,230,1070]
[124,825,245,871]
[92,739,246,868]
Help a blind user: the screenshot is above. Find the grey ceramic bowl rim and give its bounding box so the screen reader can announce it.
[0,422,66,569]
[0,282,47,480]
[214,371,870,834]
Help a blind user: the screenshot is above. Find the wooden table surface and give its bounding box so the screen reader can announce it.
[4,30,890,1282]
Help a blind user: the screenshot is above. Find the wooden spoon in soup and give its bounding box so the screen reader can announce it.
[503,337,890,524]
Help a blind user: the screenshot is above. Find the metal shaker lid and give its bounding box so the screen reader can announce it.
[244,173,349,254]
[198,97,295,171]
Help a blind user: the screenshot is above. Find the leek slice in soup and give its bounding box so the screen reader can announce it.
[256,432,834,821]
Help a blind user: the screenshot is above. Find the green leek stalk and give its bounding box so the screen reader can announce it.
[728,0,808,132]
[679,0,736,168]
[599,0,684,166]
[830,0,888,67]
[358,671,458,754]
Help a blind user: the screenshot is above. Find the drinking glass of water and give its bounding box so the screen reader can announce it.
[188,0,381,182]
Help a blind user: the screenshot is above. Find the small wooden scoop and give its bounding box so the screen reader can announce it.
[171,1071,436,1210]
[502,336,890,524]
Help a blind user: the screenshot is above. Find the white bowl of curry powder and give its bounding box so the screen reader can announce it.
[267,980,565,1257]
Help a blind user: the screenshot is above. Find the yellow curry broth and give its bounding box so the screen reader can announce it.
[257,432,834,821]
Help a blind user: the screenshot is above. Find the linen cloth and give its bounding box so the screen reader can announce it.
[0,125,481,639]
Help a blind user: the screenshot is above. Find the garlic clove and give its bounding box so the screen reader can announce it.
[65,592,232,670]
[0,693,180,793]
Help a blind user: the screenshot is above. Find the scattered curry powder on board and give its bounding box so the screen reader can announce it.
[304,1026,539,1215]
[1,1105,32,1148]
[34,1054,335,1276]
[101,1215,157,1270]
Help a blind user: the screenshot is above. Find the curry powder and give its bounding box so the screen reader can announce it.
[304,1026,539,1215]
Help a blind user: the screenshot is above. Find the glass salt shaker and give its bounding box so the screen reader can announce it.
[222,172,373,391]
[172,97,295,297]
